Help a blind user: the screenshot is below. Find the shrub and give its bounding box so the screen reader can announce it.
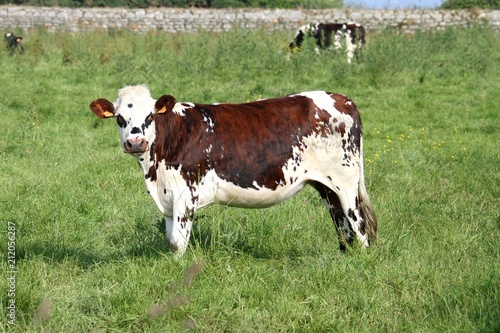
[440,0,500,9]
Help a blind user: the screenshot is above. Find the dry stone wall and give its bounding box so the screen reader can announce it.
[1,6,499,34]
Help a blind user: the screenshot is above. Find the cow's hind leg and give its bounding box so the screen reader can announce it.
[312,182,354,251]
[312,181,369,251]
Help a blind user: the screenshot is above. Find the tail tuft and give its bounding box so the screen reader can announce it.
[359,183,377,244]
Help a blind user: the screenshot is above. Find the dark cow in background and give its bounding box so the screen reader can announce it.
[288,22,365,63]
[90,85,377,256]
[4,32,24,54]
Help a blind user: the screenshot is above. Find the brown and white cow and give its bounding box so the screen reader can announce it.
[288,22,366,63]
[90,85,377,256]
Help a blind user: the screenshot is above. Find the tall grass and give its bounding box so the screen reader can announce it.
[0,25,498,332]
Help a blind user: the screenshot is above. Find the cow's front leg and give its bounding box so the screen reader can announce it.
[165,205,194,257]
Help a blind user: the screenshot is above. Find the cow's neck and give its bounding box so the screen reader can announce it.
[134,140,156,182]
[132,141,169,216]
[151,112,184,165]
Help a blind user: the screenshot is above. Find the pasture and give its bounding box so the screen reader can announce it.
[0,25,499,332]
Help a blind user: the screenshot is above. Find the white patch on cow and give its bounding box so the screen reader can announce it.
[299,133,357,182]
[334,31,343,50]
[345,30,356,64]
[194,170,303,209]
[143,162,186,216]
[202,114,215,132]
[291,145,302,163]
[288,131,367,247]
[297,22,318,38]
[172,103,194,116]
[293,91,350,119]
[205,144,213,155]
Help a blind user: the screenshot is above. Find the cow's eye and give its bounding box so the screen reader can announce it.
[144,114,154,127]
[128,103,133,108]
[116,115,127,128]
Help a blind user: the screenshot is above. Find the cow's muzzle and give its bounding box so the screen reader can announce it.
[124,138,148,154]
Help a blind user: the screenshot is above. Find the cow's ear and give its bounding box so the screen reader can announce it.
[89,98,115,119]
[155,95,177,114]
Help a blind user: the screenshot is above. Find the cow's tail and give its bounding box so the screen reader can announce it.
[358,136,378,244]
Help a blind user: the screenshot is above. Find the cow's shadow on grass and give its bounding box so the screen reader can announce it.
[17,242,112,270]
[142,213,312,260]
[19,214,304,268]
[189,213,303,260]
[154,214,270,259]
[152,213,285,260]
[18,221,170,269]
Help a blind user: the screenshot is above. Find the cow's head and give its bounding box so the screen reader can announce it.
[90,85,156,157]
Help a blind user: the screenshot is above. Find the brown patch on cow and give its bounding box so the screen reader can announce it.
[313,105,333,137]
[332,94,362,155]
[335,122,346,136]
[332,94,358,116]
[153,95,334,191]
[146,165,157,182]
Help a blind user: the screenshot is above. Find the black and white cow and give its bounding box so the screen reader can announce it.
[288,22,366,63]
[90,85,377,256]
[4,32,24,54]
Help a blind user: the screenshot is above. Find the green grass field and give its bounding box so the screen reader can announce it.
[0,25,499,332]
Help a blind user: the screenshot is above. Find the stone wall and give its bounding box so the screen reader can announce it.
[1,6,499,34]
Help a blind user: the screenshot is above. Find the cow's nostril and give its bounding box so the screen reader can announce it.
[124,138,147,153]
